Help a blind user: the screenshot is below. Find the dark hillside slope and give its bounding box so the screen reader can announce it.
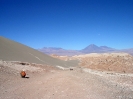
[0,36,78,67]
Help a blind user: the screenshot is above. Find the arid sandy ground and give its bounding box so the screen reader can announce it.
[0,60,133,99]
[1,37,133,99]
[51,53,133,73]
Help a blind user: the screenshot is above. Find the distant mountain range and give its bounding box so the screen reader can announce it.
[38,47,82,56]
[38,44,133,56]
[80,44,116,53]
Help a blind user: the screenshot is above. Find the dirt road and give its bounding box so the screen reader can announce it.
[0,63,133,99]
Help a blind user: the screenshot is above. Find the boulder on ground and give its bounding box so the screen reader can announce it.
[20,70,26,78]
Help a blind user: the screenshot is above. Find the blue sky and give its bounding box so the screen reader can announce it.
[0,0,133,50]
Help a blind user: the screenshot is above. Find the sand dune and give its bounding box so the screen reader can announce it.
[0,36,78,67]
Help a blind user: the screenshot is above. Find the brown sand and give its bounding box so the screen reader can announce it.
[0,61,133,99]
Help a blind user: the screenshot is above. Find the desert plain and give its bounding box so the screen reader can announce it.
[0,36,133,99]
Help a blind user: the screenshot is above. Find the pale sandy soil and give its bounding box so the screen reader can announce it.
[51,53,133,73]
[0,61,133,99]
